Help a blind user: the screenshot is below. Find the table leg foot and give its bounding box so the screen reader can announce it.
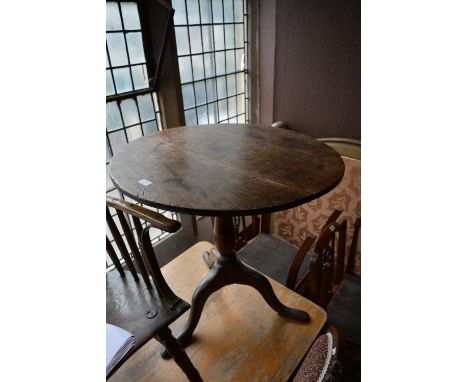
[161,263,226,360]
[236,260,311,323]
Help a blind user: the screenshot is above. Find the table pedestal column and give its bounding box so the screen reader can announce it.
[161,216,310,359]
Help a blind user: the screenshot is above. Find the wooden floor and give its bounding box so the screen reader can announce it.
[110,241,327,382]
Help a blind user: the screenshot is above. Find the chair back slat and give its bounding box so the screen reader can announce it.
[260,214,271,234]
[106,236,125,277]
[250,214,271,238]
[131,216,156,288]
[140,226,180,306]
[106,207,139,281]
[307,220,347,307]
[346,218,361,275]
[251,215,260,237]
[286,234,317,290]
[334,220,348,284]
[319,246,334,307]
[115,209,152,289]
[307,245,323,304]
[241,216,247,233]
[132,215,144,245]
[106,196,183,304]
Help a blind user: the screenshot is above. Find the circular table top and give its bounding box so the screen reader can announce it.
[109,124,345,217]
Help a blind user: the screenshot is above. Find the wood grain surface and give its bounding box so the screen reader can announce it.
[109,124,344,216]
[109,241,327,382]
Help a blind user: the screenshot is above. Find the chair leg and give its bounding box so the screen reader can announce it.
[154,327,203,382]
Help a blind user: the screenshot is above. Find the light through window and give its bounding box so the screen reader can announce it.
[106,1,150,95]
[173,0,249,125]
[106,1,177,269]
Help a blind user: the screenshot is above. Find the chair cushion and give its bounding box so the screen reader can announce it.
[293,332,340,382]
[237,233,310,287]
[274,156,361,275]
[326,276,361,345]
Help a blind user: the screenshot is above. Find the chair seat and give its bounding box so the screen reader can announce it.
[237,233,310,287]
[293,331,341,382]
[327,275,361,345]
[106,270,190,355]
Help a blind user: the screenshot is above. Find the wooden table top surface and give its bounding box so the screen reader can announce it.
[109,124,344,216]
[109,241,327,382]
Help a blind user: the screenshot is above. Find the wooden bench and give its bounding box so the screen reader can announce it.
[109,241,327,382]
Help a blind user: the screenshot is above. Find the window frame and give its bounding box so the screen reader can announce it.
[106,1,187,266]
[106,0,174,103]
[172,0,251,125]
[106,0,259,266]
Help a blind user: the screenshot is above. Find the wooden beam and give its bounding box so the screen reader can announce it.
[157,3,185,130]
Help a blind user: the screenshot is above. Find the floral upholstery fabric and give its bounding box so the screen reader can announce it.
[274,156,361,274]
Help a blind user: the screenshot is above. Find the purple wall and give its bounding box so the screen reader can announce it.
[259,0,361,139]
[258,0,276,126]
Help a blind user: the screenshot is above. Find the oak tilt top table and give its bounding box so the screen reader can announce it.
[109,124,344,356]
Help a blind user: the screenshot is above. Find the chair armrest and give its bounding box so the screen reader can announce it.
[286,234,317,289]
[106,196,181,233]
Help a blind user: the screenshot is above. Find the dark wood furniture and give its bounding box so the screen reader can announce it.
[236,210,343,297]
[322,218,361,381]
[109,241,328,382]
[109,124,345,356]
[106,196,202,381]
[233,133,360,380]
[237,217,360,381]
[298,217,360,381]
[249,132,360,307]
[231,134,360,291]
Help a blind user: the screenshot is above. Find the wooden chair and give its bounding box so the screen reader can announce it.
[106,196,202,381]
[233,210,344,298]
[322,218,361,381]
[304,217,360,381]
[285,217,361,381]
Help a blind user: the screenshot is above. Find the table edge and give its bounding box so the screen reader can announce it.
[111,167,344,216]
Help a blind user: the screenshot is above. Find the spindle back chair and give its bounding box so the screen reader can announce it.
[106,196,202,381]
